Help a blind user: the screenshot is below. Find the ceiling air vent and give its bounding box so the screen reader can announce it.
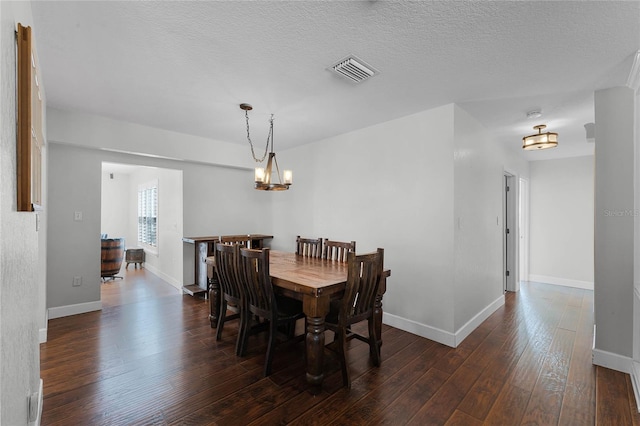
[330,55,378,83]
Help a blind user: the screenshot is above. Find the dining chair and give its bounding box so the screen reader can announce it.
[214,242,245,356]
[322,239,356,262]
[219,235,252,247]
[238,247,305,376]
[295,235,323,258]
[325,248,384,388]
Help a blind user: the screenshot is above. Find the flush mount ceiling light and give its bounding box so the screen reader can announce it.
[522,124,558,150]
[240,103,292,191]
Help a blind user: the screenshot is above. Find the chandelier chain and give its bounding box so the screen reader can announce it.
[245,110,270,163]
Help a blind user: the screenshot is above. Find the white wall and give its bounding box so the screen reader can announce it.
[47,108,254,170]
[272,105,457,339]
[0,1,44,424]
[452,105,505,336]
[529,156,595,289]
[271,104,528,346]
[101,170,131,240]
[593,86,635,372]
[48,145,103,315]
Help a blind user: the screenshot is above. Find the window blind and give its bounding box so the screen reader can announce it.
[138,184,158,247]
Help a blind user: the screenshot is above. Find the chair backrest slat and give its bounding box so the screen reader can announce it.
[239,247,274,316]
[295,236,323,258]
[323,239,356,262]
[220,235,253,248]
[215,243,243,299]
[340,248,384,326]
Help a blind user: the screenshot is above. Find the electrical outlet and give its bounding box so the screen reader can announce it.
[72,276,82,287]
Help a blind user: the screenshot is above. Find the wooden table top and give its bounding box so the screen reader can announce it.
[182,234,273,244]
[207,250,390,298]
[268,250,350,297]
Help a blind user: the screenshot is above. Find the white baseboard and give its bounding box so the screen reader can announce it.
[48,300,102,319]
[529,274,593,290]
[454,295,505,346]
[142,264,182,291]
[592,348,633,374]
[383,312,456,347]
[383,294,505,348]
[632,361,640,412]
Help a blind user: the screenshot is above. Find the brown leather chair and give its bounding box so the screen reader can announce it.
[325,248,384,388]
[237,247,305,376]
[295,235,323,258]
[322,239,356,262]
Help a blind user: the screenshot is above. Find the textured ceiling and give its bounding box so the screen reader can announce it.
[31,1,640,161]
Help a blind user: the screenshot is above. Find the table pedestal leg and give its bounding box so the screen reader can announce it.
[306,315,325,385]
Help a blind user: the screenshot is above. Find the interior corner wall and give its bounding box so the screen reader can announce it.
[272,105,457,341]
[594,86,635,368]
[47,133,272,314]
[0,1,43,424]
[452,105,505,335]
[529,156,595,289]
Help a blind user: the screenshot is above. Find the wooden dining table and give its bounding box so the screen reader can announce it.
[207,250,391,387]
[208,250,390,386]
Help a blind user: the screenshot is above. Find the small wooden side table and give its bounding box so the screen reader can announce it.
[125,248,145,269]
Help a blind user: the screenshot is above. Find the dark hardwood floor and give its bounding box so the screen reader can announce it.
[40,269,639,425]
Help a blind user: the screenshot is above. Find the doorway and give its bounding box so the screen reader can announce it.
[504,172,517,292]
[518,177,529,287]
[101,162,184,291]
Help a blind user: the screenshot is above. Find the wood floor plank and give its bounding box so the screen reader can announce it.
[483,383,532,424]
[39,269,636,425]
[596,366,634,426]
[444,409,484,426]
[625,373,640,426]
[406,364,483,425]
[520,328,576,425]
[557,293,596,425]
[368,365,450,425]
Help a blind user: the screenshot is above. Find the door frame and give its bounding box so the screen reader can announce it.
[503,170,519,292]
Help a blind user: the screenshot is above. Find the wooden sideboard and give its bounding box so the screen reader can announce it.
[181,234,272,299]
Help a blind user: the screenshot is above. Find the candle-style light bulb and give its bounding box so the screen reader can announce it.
[255,167,265,183]
[283,170,293,185]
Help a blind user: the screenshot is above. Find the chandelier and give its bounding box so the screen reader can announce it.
[522,124,558,150]
[240,103,292,191]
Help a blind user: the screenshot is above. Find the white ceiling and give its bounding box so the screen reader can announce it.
[31,1,640,162]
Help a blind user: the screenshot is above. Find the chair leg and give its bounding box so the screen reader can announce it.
[263,319,279,377]
[336,329,350,388]
[216,300,227,341]
[238,311,251,357]
[235,308,248,357]
[368,317,381,366]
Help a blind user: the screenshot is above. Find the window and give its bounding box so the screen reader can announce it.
[138,181,158,249]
